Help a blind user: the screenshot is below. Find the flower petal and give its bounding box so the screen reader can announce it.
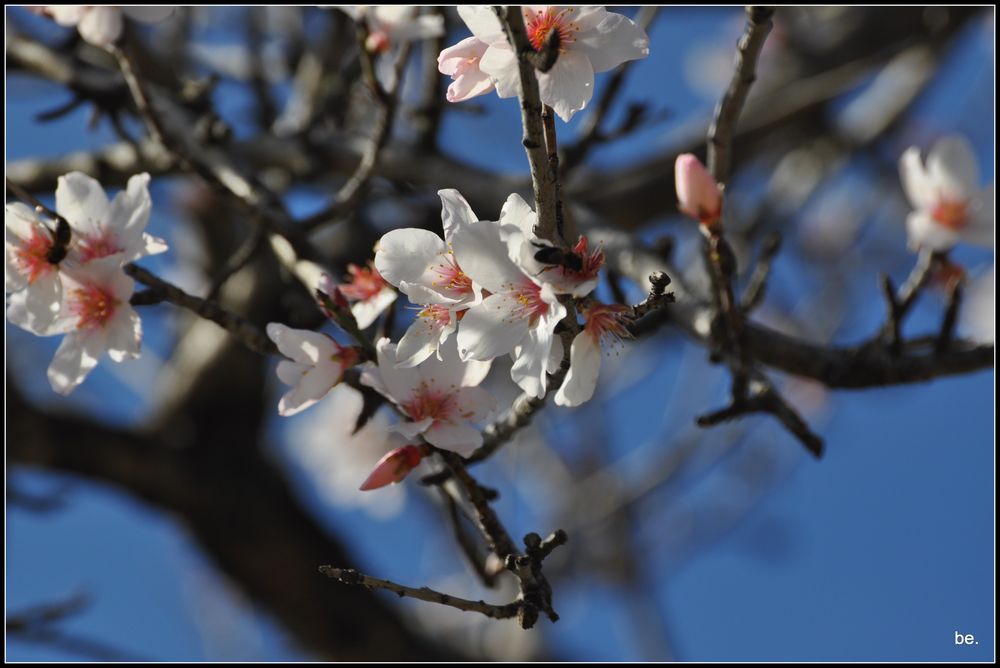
[962,184,995,247]
[351,287,396,329]
[47,330,106,395]
[554,331,601,407]
[56,172,111,237]
[456,292,529,361]
[5,273,63,335]
[575,11,650,73]
[371,338,421,403]
[478,44,520,99]
[451,219,526,294]
[457,5,506,44]
[452,386,496,423]
[439,188,480,242]
[375,228,448,288]
[537,50,595,122]
[121,6,175,23]
[928,135,979,202]
[906,211,958,252]
[396,311,455,369]
[105,305,142,362]
[77,5,123,46]
[422,420,483,456]
[266,323,336,364]
[277,363,340,416]
[899,146,935,211]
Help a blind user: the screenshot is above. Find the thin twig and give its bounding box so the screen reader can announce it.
[318,566,520,620]
[125,264,277,356]
[205,226,267,301]
[493,5,560,243]
[935,280,963,355]
[880,273,904,356]
[740,232,781,312]
[707,6,774,188]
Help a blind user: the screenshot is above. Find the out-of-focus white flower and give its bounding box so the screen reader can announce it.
[959,265,994,344]
[44,255,142,395]
[339,6,444,53]
[361,337,494,456]
[287,383,408,518]
[554,302,631,407]
[375,189,482,368]
[675,153,722,228]
[899,135,994,252]
[438,36,494,102]
[56,172,168,265]
[266,323,360,416]
[452,6,650,122]
[32,6,175,48]
[451,205,567,398]
[337,262,397,329]
[5,202,63,335]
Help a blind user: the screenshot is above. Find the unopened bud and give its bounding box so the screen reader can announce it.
[359,445,426,491]
[675,154,722,230]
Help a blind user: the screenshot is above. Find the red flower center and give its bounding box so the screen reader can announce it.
[70,283,119,330]
[340,262,389,301]
[431,254,474,298]
[16,229,57,284]
[525,7,577,52]
[404,384,456,423]
[76,232,124,262]
[931,199,968,231]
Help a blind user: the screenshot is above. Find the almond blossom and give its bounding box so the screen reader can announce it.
[31,6,175,48]
[339,6,445,54]
[42,255,142,395]
[451,6,650,122]
[554,302,632,407]
[56,172,168,265]
[675,153,722,229]
[899,135,994,252]
[374,189,483,368]
[361,337,494,457]
[5,202,64,335]
[337,262,397,329]
[266,322,360,416]
[450,203,567,398]
[438,36,494,103]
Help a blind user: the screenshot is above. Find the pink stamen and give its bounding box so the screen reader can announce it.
[430,254,474,298]
[931,198,968,231]
[15,228,57,284]
[69,283,119,330]
[583,303,632,346]
[76,232,124,262]
[340,262,389,302]
[513,279,550,323]
[403,383,457,423]
[418,304,454,327]
[525,7,577,52]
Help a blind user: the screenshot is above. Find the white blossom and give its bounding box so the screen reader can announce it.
[361,337,494,457]
[33,6,175,48]
[266,323,360,416]
[5,202,63,335]
[452,6,650,122]
[899,135,994,252]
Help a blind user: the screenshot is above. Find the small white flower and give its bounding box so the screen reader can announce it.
[337,262,397,329]
[5,202,63,335]
[33,6,175,48]
[43,255,142,395]
[361,337,494,456]
[438,36,495,103]
[340,6,445,53]
[899,135,994,252]
[454,6,650,122]
[554,302,631,407]
[375,189,482,368]
[450,206,567,397]
[56,172,168,265]
[266,323,360,416]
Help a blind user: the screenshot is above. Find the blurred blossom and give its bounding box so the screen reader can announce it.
[899,134,994,252]
[31,6,174,47]
[287,384,409,519]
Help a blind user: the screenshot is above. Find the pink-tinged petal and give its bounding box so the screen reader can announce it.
[537,50,595,122]
[906,211,958,252]
[47,330,107,395]
[351,287,396,329]
[562,6,608,32]
[554,331,601,407]
[371,338,421,403]
[439,37,487,76]
[439,188,480,242]
[423,420,483,456]
[105,305,142,362]
[6,273,63,335]
[478,45,520,99]
[511,311,561,398]
[375,228,448,288]
[456,292,530,361]
[277,363,341,416]
[452,386,496,423]
[899,146,935,211]
[451,220,526,294]
[457,5,506,44]
[396,281,463,306]
[675,153,722,224]
[106,172,152,255]
[5,202,40,241]
[575,11,650,73]
[961,184,994,248]
[77,5,123,46]
[56,172,111,238]
[359,445,426,491]
[266,323,337,365]
[417,335,474,390]
[395,311,454,369]
[447,70,495,103]
[927,135,979,203]
[121,6,175,23]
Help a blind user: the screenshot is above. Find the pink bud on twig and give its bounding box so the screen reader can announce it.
[675,154,722,231]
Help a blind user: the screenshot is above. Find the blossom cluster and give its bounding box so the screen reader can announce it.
[5,173,167,394]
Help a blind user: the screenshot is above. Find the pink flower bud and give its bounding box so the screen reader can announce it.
[359,445,426,491]
[675,154,722,229]
[365,30,391,54]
